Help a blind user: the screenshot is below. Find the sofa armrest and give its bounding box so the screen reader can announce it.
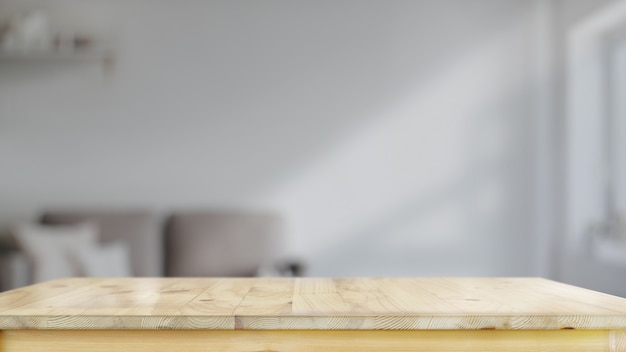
[0,252,32,291]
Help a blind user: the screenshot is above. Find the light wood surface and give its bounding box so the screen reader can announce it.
[2,330,624,352]
[1,277,626,331]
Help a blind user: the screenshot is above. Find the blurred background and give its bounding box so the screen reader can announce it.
[1,0,626,296]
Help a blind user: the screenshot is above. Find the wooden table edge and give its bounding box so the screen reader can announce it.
[2,329,626,352]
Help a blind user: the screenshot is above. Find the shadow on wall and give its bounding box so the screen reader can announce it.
[296,92,531,278]
[257,18,534,277]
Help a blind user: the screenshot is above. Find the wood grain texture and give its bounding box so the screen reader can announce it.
[1,277,626,330]
[611,330,626,352]
[2,329,623,352]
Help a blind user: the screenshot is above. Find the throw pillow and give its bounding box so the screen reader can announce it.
[69,241,132,277]
[12,222,98,283]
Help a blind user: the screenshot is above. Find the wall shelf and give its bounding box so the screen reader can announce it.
[0,50,111,61]
[0,48,115,72]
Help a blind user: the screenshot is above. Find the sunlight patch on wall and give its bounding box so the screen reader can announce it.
[257,23,527,269]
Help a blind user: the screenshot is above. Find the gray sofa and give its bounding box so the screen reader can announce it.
[0,210,297,291]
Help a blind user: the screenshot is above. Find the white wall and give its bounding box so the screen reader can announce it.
[0,0,540,276]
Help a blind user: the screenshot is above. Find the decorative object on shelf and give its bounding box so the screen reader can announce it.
[52,31,95,53]
[0,10,114,72]
[1,11,52,54]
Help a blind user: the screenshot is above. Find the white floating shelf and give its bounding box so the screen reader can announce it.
[0,49,113,62]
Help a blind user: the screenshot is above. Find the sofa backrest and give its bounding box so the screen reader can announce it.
[165,212,281,277]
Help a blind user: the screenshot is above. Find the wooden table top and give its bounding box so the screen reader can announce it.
[1,277,626,331]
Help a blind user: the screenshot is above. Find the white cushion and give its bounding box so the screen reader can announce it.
[12,222,98,283]
[69,241,132,277]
